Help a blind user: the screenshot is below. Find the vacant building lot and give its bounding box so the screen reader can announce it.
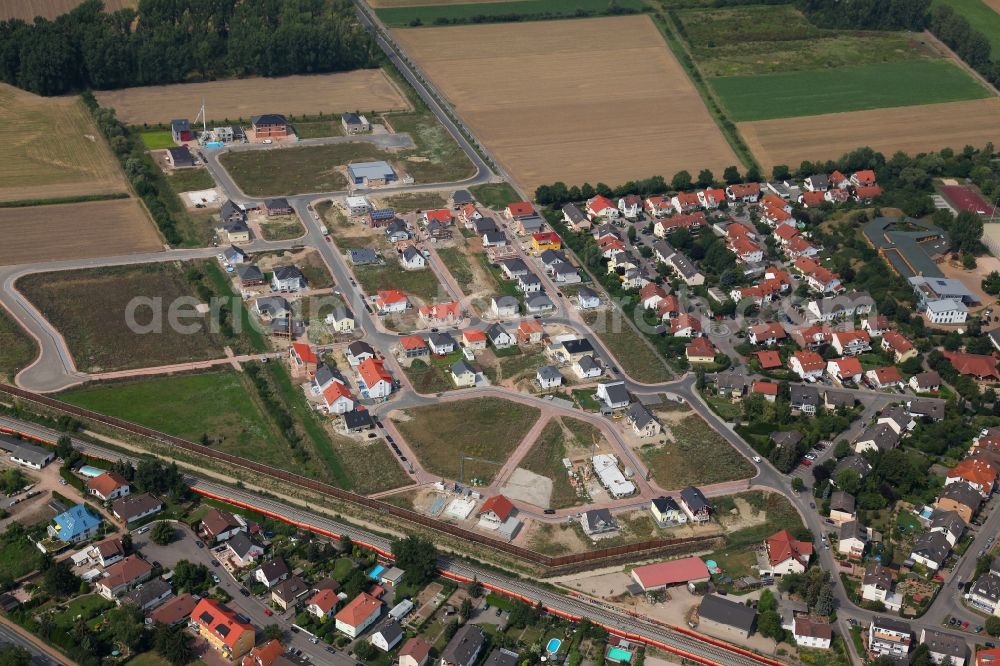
[0,0,134,20]
[17,263,225,373]
[0,307,36,383]
[393,16,737,193]
[0,84,127,203]
[221,142,389,196]
[740,97,1000,169]
[640,413,754,489]
[0,199,162,266]
[94,70,408,126]
[712,60,990,121]
[391,397,540,483]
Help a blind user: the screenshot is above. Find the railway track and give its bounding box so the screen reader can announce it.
[0,417,782,666]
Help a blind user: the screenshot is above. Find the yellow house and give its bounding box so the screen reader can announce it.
[326,306,356,333]
[685,338,716,364]
[191,598,255,661]
[531,232,562,254]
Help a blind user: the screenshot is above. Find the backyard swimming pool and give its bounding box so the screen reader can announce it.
[607,647,633,663]
[546,638,561,654]
[78,465,104,477]
[368,564,386,580]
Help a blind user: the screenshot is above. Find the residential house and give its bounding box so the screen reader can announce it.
[670,313,702,338]
[835,455,872,480]
[121,577,172,612]
[48,505,101,543]
[89,538,125,567]
[255,559,290,589]
[346,341,376,366]
[486,324,514,349]
[386,219,411,243]
[576,288,601,310]
[586,195,619,220]
[862,564,899,610]
[827,357,863,385]
[748,322,786,346]
[650,496,687,526]
[909,397,946,421]
[806,291,873,322]
[400,245,425,270]
[920,629,967,666]
[680,486,711,522]
[349,248,379,266]
[790,351,825,381]
[726,182,760,202]
[671,191,701,215]
[517,320,545,344]
[868,617,911,658]
[866,367,903,390]
[831,329,871,357]
[838,521,867,559]
[626,403,661,437]
[484,649,521,666]
[191,598,256,661]
[347,161,396,187]
[428,332,458,356]
[341,112,370,134]
[334,593,382,637]
[225,532,264,568]
[441,624,486,666]
[771,430,803,453]
[761,529,812,575]
[944,351,1000,382]
[271,266,306,292]
[112,493,163,524]
[451,360,477,388]
[698,595,757,640]
[399,638,432,666]
[370,619,404,652]
[201,507,246,543]
[882,331,917,363]
[685,337,717,364]
[263,198,292,216]
[96,555,153,599]
[936,481,983,523]
[251,113,288,139]
[596,381,630,411]
[926,299,969,325]
[618,195,642,219]
[491,296,519,318]
[237,264,266,286]
[790,385,820,415]
[853,423,899,454]
[968,570,1000,616]
[828,491,856,524]
[752,381,779,402]
[271,575,311,611]
[323,379,360,416]
[171,118,192,142]
[645,195,673,217]
[478,495,515,531]
[531,232,562,254]
[562,203,589,231]
[517,272,542,293]
[793,618,832,650]
[573,355,602,379]
[241,640,284,666]
[910,371,942,393]
[667,252,705,286]
[357,358,393,399]
[345,196,370,216]
[325,306,355,333]
[374,289,409,314]
[947,457,998,497]
[536,365,562,389]
[151,593,198,627]
[462,329,487,351]
[580,508,619,538]
[525,293,555,314]
[87,471,130,501]
[909,531,951,570]
[505,202,536,221]
[929,509,965,547]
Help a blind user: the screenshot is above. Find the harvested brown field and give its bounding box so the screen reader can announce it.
[740,97,1000,169]
[0,199,162,266]
[0,0,134,20]
[987,0,1000,13]
[0,84,127,203]
[95,70,409,126]
[393,16,737,193]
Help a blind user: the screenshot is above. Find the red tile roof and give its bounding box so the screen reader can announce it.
[686,337,716,359]
[322,382,353,406]
[773,224,798,241]
[829,357,862,377]
[727,183,760,198]
[479,495,515,522]
[756,351,782,369]
[639,283,668,301]
[191,598,254,650]
[632,556,709,589]
[308,588,340,614]
[792,350,824,372]
[532,231,561,244]
[749,322,786,341]
[87,471,129,498]
[400,637,433,664]
[752,381,779,396]
[882,331,914,354]
[399,335,426,351]
[291,342,318,365]
[419,301,460,320]
[425,209,452,223]
[375,289,408,305]
[852,169,876,185]
[587,195,616,212]
[657,212,706,231]
[242,639,284,666]
[948,457,998,488]
[801,191,826,206]
[506,202,535,218]
[670,314,702,335]
[944,351,1000,380]
[766,529,812,567]
[855,185,883,199]
[463,329,487,343]
[151,593,197,626]
[358,358,392,387]
[869,366,902,385]
[334,592,381,628]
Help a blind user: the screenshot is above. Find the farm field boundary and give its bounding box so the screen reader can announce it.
[94,70,409,126]
[711,59,991,122]
[0,0,134,20]
[392,15,737,194]
[934,0,1000,55]
[739,97,1000,170]
[375,0,644,26]
[0,382,724,571]
[0,199,161,265]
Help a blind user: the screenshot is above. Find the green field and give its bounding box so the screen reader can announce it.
[712,59,990,121]
[470,182,521,210]
[220,143,383,196]
[60,371,280,461]
[934,0,1000,55]
[393,397,540,483]
[0,307,35,383]
[355,262,445,302]
[166,168,215,193]
[640,413,754,489]
[376,0,645,27]
[676,4,933,78]
[292,120,344,139]
[140,130,176,150]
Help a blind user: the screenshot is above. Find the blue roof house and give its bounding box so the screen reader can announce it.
[48,504,102,543]
[347,161,396,187]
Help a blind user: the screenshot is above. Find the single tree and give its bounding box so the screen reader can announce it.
[149,521,176,546]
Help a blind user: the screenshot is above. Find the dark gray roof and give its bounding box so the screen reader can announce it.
[627,403,657,429]
[653,240,676,261]
[856,423,899,451]
[938,481,982,510]
[255,296,290,317]
[486,324,511,342]
[714,369,750,392]
[863,563,892,589]
[270,318,304,337]
[273,265,304,282]
[929,509,965,540]
[824,390,855,409]
[430,332,457,348]
[971,571,1000,603]
[251,114,286,125]
[576,355,598,373]
[562,203,586,224]
[349,248,379,265]
[835,455,872,479]
[221,200,246,221]
[536,365,561,382]
[372,618,403,645]
[526,294,554,310]
[910,531,951,566]
[839,520,864,542]
[171,119,189,131]
[121,577,172,609]
[680,486,710,513]
[342,409,374,431]
[807,174,830,189]
[830,491,856,514]
[577,286,599,302]
[600,381,630,405]
[112,493,162,522]
[770,430,802,449]
[540,249,566,265]
[872,616,911,635]
[264,197,290,210]
[493,295,518,308]
[258,558,289,581]
[440,624,485,666]
[921,629,966,659]
[499,258,528,275]
[167,146,194,165]
[484,648,520,666]
[652,496,681,514]
[341,112,361,124]
[864,217,949,278]
[669,251,700,279]
[483,231,506,244]
[563,339,594,355]
[519,272,541,286]
[225,245,247,261]
[908,397,945,420]
[348,341,375,357]
[314,363,345,388]
[473,218,498,234]
[452,190,473,205]
[402,245,421,261]
[452,360,475,377]
[699,595,756,634]
[790,384,819,406]
[226,532,259,558]
[8,443,53,465]
[582,508,618,534]
[911,371,942,389]
[272,575,310,602]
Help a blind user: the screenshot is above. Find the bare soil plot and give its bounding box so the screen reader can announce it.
[739,97,1000,169]
[0,199,162,266]
[0,84,127,203]
[17,263,226,373]
[0,0,134,20]
[95,70,408,126]
[393,16,737,193]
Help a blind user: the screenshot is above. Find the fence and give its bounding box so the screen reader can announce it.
[0,382,719,570]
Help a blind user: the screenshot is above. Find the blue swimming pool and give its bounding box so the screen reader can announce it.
[546,638,562,654]
[368,564,386,580]
[78,465,104,477]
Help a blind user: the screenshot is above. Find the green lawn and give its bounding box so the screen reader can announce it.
[401,353,465,394]
[518,419,585,509]
[436,248,474,290]
[60,371,279,458]
[166,168,215,193]
[641,414,754,489]
[355,262,445,302]
[220,143,385,196]
[140,130,176,150]
[52,595,113,630]
[387,111,476,184]
[0,530,45,580]
[259,218,305,241]
[376,0,644,27]
[0,307,36,383]
[377,192,446,213]
[470,182,521,210]
[704,395,742,422]
[392,397,540,483]
[711,59,990,121]
[581,310,671,383]
[292,120,344,139]
[934,0,1000,55]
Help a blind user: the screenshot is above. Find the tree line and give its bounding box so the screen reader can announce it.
[797,0,929,31]
[0,0,381,96]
